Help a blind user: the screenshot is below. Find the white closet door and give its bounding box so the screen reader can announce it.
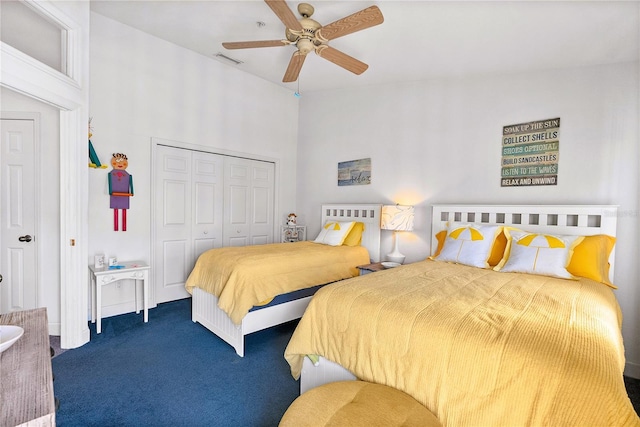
[223,157,275,247]
[224,158,251,247]
[250,160,275,245]
[154,145,223,304]
[155,145,192,303]
[191,151,223,259]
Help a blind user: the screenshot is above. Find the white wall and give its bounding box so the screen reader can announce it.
[0,88,61,333]
[88,13,299,314]
[296,62,640,376]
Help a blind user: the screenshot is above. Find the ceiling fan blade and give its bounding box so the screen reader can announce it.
[316,46,368,75]
[316,6,384,41]
[265,0,303,32]
[283,51,306,82]
[222,40,288,49]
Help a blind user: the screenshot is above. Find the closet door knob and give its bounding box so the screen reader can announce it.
[19,235,33,242]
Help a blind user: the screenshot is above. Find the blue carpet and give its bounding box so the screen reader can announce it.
[52,299,301,426]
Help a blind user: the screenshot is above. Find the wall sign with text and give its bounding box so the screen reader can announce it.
[338,158,371,186]
[501,118,560,187]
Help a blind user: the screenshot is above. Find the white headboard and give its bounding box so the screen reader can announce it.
[322,204,382,262]
[431,204,618,278]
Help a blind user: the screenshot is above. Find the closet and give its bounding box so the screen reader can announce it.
[153,144,275,304]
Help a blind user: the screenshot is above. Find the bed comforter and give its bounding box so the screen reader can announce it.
[284,260,639,426]
[184,241,369,325]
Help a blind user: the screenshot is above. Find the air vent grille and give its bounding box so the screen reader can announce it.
[215,53,243,65]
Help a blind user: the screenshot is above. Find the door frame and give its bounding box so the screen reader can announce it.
[150,137,280,306]
[0,112,40,313]
[0,1,89,348]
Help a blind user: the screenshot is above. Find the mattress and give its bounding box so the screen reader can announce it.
[248,284,324,312]
[185,241,370,324]
[284,260,639,426]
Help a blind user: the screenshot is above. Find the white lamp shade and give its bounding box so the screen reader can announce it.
[381,205,414,231]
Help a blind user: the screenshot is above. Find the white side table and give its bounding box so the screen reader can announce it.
[281,225,306,242]
[88,260,150,334]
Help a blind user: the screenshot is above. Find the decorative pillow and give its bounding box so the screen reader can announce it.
[432,223,503,268]
[567,234,616,287]
[433,228,507,267]
[314,221,356,246]
[495,229,583,279]
[343,222,365,246]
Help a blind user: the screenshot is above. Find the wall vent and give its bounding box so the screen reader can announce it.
[215,53,243,65]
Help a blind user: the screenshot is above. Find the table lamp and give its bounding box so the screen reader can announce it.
[381,204,414,264]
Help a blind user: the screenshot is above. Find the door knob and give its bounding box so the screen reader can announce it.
[18,235,32,242]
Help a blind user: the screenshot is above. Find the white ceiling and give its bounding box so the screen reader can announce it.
[90,0,639,93]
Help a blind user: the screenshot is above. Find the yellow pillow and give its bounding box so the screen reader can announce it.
[488,230,508,267]
[314,221,356,246]
[432,230,447,257]
[342,222,365,246]
[567,234,616,288]
[495,229,583,279]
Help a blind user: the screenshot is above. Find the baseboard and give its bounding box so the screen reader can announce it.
[625,361,640,379]
[99,301,141,319]
[48,322,61,336]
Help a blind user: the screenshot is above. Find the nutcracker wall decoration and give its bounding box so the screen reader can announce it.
[108,153,134,231]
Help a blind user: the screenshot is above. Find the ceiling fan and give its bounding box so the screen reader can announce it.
[222,0,384,83]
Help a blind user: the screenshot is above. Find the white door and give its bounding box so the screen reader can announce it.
[224,158,251,247]
[0,118,37,313]
[191,151,224,259]
[154,145,223,304]
[223,157,275,247]
[249,160,275,245]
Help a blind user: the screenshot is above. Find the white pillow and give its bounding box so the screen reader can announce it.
[495,229,583,279]
[434,223,503,268]
[314,221,356,246]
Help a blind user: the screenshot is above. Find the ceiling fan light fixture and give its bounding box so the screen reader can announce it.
[297,38,314,54]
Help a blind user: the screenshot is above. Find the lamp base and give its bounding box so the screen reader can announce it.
[386,253,406,264]
[386,231,406,264]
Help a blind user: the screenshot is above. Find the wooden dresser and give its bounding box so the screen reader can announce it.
[0,308,56,426]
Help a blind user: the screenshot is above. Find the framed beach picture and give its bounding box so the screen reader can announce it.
[338,158,371,186]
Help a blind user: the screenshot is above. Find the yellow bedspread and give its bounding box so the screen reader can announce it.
[284,260,639,427]
[184,241,369,325]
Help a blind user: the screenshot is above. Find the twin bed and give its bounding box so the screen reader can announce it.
[186,203,382,357]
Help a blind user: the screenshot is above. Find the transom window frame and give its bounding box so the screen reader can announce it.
[1,0,81,89]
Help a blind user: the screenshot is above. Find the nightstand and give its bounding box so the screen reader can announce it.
[89,261,149,334]
[357,262,387,276]
[282,225,306,242]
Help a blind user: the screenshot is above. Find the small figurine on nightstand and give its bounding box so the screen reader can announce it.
[284,213,299,242]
